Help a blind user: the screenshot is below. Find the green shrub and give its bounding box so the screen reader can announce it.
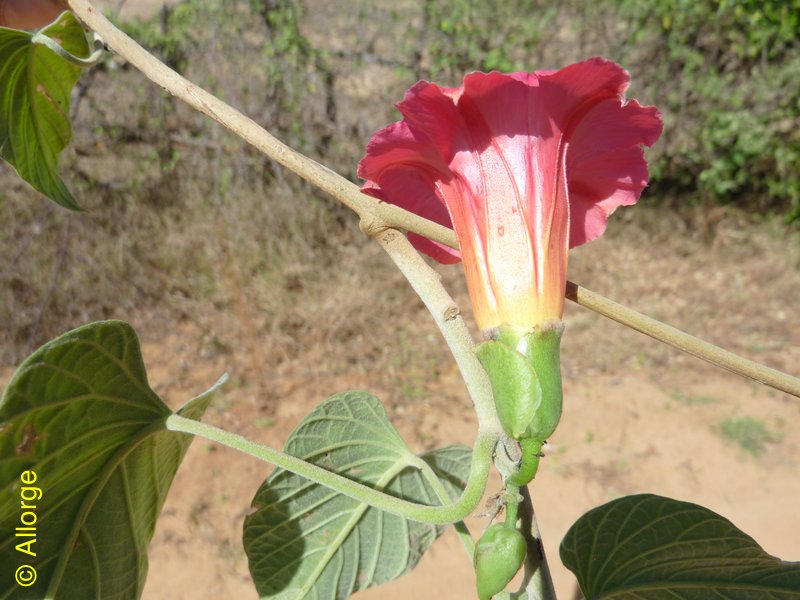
[612,0,800,221]
[415,0,800,221]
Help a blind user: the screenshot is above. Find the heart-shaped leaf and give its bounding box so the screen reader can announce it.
[243,391,471,599]
[0,12,90,209]
[560,493,800,599]
[0,321,225,599]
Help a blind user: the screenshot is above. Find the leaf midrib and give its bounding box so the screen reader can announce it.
[295,455,415,598]
[45,418,168,599]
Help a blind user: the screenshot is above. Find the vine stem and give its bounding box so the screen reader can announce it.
[166,414,497,526]
[414,456,476,556]
[517,486,557,600]
[63,0,452,246]
[65,0,800,399]
[31,29,105,67]
[565,282,800,397]
[369,226,500,429]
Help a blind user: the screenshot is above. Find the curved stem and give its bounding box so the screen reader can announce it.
[65,0,800,399]
[506,438,542,487]
[371,227,501,430]
[415,457,475,556]
[167,414,498,526]
[31,30,104,68]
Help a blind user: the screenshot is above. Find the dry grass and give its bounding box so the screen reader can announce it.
[1,0,798,405]
[564,205,799,379]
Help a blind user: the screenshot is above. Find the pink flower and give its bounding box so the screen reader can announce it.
[0,0,68,29]
[358,58,662,332]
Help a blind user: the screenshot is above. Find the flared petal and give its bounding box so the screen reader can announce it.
[358,57,662,331]
[566,98,663,246]
[357,118,461,263]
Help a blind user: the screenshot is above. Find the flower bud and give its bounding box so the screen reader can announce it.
[474,523,526,600]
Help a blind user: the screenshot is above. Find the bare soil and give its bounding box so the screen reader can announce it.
[129,214,799,600]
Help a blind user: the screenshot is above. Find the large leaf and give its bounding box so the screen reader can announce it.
[0,12,90,209]
[243,391,471,599]
[0,321,225,599]
[560,493,800,599]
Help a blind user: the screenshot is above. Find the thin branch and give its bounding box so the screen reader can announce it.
[565,282,800,398]
[369,226,500,430]
[65,0,454,248]
[517,486,557,600]
[64,0,800,399]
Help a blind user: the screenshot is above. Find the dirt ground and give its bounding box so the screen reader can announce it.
[128,216,800,600]
[135,325,800,600]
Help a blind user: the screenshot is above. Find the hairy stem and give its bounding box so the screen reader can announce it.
[517,486,557,600]
[370,226,500,429]
[415,457,476,556]
[65,0,800,399]
[167,414,498,525]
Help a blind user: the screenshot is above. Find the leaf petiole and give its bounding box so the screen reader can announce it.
[30,29,104,68]
[166,413,498,525]
[414,455,476,555]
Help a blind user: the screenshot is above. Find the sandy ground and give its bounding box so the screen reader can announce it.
[135,318,800,600]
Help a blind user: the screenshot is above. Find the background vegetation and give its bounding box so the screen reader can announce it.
[1,0,798,379]
[419,0,800,221]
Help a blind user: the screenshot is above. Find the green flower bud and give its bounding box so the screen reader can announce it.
[474,523,526,600]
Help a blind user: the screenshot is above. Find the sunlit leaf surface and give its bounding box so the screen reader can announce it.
[0,321,223,599]
[244,391,470,599]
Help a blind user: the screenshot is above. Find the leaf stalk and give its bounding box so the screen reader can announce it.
[166,414,498,526]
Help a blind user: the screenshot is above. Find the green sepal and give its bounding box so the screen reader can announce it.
[474,523,527,600]
[521,322,563,441]
[475,339,541,439]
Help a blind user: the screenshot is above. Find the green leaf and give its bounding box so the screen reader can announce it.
[0,12,90,209]
[243,391,471,599]
[560,493,800,599]
[0,321,224,599]
[176,373,227,421]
